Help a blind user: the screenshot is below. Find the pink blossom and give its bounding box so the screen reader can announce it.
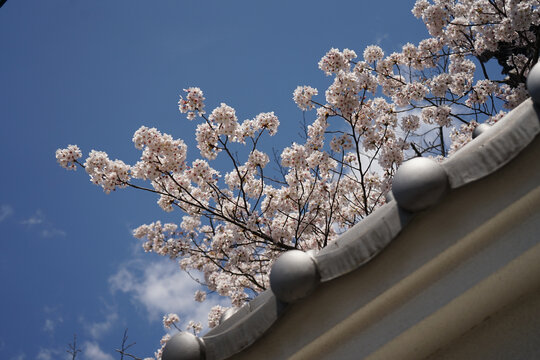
[318,48,355,75]
[254,112,279,135]
[194,290,206,302]
[293,86,318,110]
[162,313,180,329]
[209,103,238,136]
[178,87,206,120]
[208,305,226,329]
[363,45,384,63]
[56,145,82,170]
[84,150,131,193]
[186,321,203,335]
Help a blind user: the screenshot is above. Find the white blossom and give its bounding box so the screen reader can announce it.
[293,86,318,110]
[162,313,180,329]
[56,145,82,170]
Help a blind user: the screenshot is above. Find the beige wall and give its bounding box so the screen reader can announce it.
[425,287,540,360]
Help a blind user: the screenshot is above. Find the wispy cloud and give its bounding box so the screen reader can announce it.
[43,319,55,333]
[0,204,13,222]
[36,348,68,360]
[42,306,64,336]
[21,210,45,226]
[20,210,66,238]
[41,228,67,238]
[81,342,114,360]
[85,311,118,339]
[109,260,228,330]
[10,354,26,360]
[43,305,60,314]
[36,349,53,360]
[375,32,389,46]
[42,317,63,334]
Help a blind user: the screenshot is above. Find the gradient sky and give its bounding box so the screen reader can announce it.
[0,1,428,358]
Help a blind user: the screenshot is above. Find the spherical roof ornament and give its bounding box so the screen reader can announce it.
[527,60,540,104]
[392,157,449,212]
[472,123,490,139]
[162,332,205,360]
[270,250,320,303]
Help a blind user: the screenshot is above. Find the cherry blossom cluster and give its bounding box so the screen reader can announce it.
[209,103,238,136]
[253,112,279,136]
[148,333,173,360]
[55,144,82,170]
[178,87,206,120]
[363,45,384,63]
[293,86,318,111]
[131,126,188,180]
[194,290,206,302]
[84,150,131,194]
[186,320,203,335]
[133,221,180,255]
[207,305,226,329]
[318,48,357,75]
[162,313,180,329]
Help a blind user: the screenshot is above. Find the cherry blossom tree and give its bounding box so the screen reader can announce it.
[57,0,539,358]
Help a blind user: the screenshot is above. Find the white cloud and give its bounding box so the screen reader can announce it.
[43,319,55,333]
[41,228,67,238]
[82,342,114,360]
[20,210,66,238]
[86,311,118,339]
[36,349,53,360]
[0,204,13,222]
[109,260,228,330]
[21,210,44,226]
[36,348,67,360]
[42,316,64,334]
[10,354,25,360]
[375,32,389,46]
[42,306,63,335]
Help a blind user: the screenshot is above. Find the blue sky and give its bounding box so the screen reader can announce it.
[0,1,428,358]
